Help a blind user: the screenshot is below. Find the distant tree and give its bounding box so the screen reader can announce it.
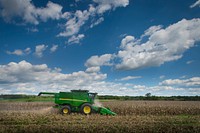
[145,93,151,97]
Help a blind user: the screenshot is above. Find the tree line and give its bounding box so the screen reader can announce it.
[1,94,200,101]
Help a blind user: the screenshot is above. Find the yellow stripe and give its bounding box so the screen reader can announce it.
[59,98,87,102]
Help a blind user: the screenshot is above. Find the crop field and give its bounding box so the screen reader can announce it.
[0,101,200,133]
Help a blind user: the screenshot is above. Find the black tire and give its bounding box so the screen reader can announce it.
[60,105,71,115]
[80,103,92,115]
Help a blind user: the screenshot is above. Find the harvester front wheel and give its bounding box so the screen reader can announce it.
[61,105,71,115]
[81,103,92,115]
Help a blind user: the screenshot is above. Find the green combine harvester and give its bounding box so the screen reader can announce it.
[38,90,116,115]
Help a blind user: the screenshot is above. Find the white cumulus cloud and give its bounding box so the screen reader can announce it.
[190,0,200,8]
[6,49,23,56]
[0,0,129,44]
[93,0,129,14]
[50,45,58,53]
[36,1,63,22]
[68,34,85,44]
[116,18,200,70]
[6,47,31,56]
[58,8,93,37]
[90,17,104,28]
[119,76,142,81]
[85,18,200,71]
[86,66,100,73]
[0,0,64,24]
[160,77,200,87]
[141,25,162,38]
[186,60,194,64]
[0,61,199,96]
[34,44,48,57]
[58,0,129,38]
[85,54,113,67]
[0,60,107,94]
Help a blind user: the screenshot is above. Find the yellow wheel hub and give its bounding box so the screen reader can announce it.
[83,106,91,114]
[63,108,69,114]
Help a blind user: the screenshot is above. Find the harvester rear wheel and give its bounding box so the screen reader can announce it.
[61,105,71,115]
[81,103,92,115]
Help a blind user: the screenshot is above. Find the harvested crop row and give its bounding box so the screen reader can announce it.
[0,101,200,115]
[0,101,200,133]
[0,112,200,133]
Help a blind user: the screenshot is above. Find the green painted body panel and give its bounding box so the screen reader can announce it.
[55,91,94,106]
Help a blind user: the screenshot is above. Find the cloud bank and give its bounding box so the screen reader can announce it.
[86,18,200,70]
[0,60,199,95]
[0,0,130,45]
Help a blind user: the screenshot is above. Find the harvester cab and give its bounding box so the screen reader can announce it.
[38,90,116,115]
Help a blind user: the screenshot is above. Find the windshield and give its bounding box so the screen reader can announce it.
[89,93,97,100]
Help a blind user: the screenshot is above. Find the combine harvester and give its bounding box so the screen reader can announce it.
[38,90,116,115]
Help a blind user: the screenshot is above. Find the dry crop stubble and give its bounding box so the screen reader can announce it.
[0,101,200,133]
[103,101,200,115]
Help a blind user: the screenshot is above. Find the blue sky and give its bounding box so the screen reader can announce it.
[0,0,200,96]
